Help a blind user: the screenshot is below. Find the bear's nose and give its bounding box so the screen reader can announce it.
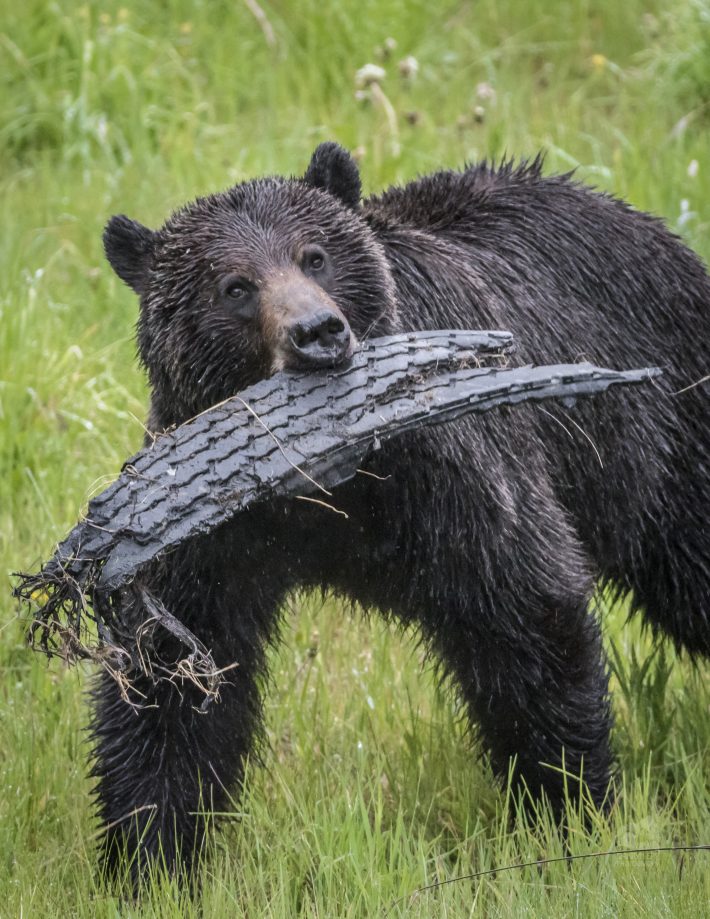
[288,309,352,368]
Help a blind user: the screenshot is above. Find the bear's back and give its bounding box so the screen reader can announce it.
[362,160,710,381]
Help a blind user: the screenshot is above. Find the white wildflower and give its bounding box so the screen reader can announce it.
[476,81,496,102]
[398,55,419,79]
[355,63,386,88]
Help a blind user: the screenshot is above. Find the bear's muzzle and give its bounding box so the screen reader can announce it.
[261,271,355,372]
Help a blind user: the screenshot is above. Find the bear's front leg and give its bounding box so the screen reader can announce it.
[367,423,615,819]
[92,665,253,885]
[90,542,287,887]
[421,485,614,817]
[437,587,614,817]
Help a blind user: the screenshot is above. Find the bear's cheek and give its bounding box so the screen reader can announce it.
[202,319,269,372]
[146,304,262,392]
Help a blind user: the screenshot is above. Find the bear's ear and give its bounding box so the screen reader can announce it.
[103,215,157,295]
[303,142,361,209]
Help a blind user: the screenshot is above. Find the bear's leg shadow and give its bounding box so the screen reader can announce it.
[90,542,288,887]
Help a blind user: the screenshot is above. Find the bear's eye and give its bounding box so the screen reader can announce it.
[225,280,250,300]
[301,246,328,274]
[219,277,258,319]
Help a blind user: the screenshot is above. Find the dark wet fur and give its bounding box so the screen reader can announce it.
[96,143,709,886]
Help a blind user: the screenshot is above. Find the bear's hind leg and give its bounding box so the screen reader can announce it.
[625,471,710,658]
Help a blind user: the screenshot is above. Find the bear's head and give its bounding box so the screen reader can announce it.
[104,143,398,426]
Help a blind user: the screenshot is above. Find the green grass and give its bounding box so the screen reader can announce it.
[1,0,709,915]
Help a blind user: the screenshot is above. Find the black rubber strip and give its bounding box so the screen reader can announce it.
[13,329,659,682]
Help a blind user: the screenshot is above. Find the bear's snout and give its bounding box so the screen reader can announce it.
[287,309,352,368]
[261,272,354,372]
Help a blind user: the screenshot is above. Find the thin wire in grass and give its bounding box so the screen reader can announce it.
[385,844,710,914]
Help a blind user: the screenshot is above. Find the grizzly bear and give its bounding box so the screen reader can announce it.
[98,142,709,883]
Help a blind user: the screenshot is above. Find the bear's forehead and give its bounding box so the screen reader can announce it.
[156,178,363,269]
[164,179,338,237]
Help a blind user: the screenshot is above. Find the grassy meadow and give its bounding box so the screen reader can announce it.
[1,0,709,915]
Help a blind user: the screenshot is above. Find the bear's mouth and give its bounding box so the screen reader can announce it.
[273,336,357,375]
